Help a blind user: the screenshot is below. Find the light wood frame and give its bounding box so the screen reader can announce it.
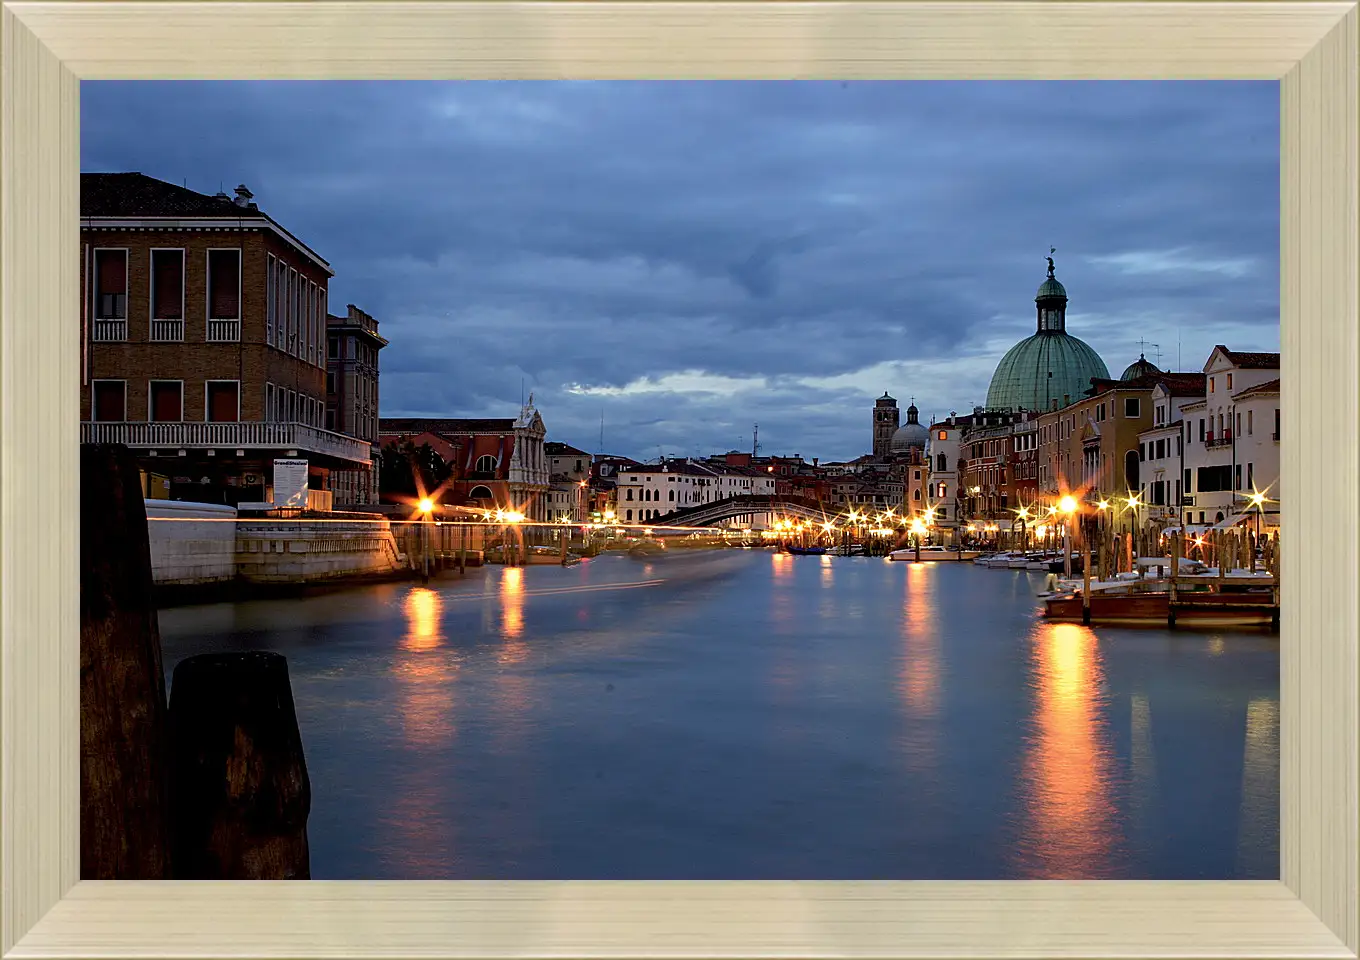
[2,2,1356,958]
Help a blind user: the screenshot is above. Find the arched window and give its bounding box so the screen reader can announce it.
[669,490,675,502]
[468,485,493,501]
[626,488,634,501]
[626,509,633,521]
[1124,449,1140,489]
[937,453,947,472]
[937,482,947,499]
[475,454,497,473]
[913,489,921,501]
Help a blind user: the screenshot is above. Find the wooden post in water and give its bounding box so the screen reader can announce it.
[1168,531,1180,629]
[459,523,467,574]
[1217,531,1227,588]
[80,443,173,880]
[168,651,311,880]
[1082,539,1092,625]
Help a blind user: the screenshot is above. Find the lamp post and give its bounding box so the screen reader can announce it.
[417,497,434,582]
[1248,492,1268,571]
[1059,495,1078,577]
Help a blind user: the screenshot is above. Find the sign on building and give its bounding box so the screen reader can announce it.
[273,458,309,508]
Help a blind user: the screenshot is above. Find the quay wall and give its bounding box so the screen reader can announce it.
[145,501,238,585]
[145,501,410,587]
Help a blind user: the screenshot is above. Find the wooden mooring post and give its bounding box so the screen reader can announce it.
[169,651,312,880]
[1168,531,1180,629]
[80,443,173,880]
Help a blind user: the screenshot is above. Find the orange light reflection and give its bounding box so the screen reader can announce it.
[1015,622,1119,877]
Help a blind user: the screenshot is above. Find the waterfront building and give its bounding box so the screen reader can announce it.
[617,458,776,529]
[1135,374,1207,526]
[926,413,971,542]
[379,395,550,520]
[80,172,372,506]
[544,441,593,523]
[326,304,387,505]
[586,454,641,521]
[985,255,1110,414]
[960,408,1033,523]
[1178,346,1280,531]
[1034,375,1159,528]
[872,392,900,460]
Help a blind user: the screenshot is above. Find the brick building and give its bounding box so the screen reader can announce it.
[326,304,387,504]
[379,397,550,521]
[80,172,372,505]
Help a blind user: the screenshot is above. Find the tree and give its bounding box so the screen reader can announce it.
[378,440,452,504]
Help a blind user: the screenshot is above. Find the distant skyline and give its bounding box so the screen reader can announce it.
[82,80,1280,462]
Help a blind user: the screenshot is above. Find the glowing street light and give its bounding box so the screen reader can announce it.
[1058,495,1078,515]
[418,497,434,514]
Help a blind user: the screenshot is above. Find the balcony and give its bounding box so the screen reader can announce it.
[150,318,184,342]
[207,318,242,342]
[1205,432,1233,449]
[81,420,371,465]
[92,319,127,342]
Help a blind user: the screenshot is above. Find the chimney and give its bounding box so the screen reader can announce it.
[813,458,819,467]
[233,184,254,208]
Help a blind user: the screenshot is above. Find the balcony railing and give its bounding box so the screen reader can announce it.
[1205,433,1233,449]
[81,419,371,465]
[150,318,184,342]
[207,318,242,342]
[92,319,127,342]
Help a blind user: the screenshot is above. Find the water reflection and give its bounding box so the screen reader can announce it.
[1236,698,1280,878]
[898,562,940,774]
[1015,622,1119,877]
[393,588,457,749]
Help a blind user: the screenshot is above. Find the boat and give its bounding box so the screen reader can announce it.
[985,553,1015,568]
[1026,553,1056,570]
[888,546,981,562]
[1047,553,1085,574]
[1007,554,1032,569]
[786,545,828,556]
[972,553,996,565]
[1042,585,1277,628]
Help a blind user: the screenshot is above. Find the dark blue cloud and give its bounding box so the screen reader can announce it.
[82,80,1279,462]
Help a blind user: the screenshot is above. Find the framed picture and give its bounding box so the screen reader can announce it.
[2,2,1356,959]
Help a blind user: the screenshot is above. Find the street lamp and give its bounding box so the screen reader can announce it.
[1248,491,1269,570]
[417,498,434,582]
[1059,495,1078,577]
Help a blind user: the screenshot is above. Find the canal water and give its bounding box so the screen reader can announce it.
[158,549,1279,880]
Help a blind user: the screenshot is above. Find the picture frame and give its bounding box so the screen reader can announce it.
[2,2,1355,957]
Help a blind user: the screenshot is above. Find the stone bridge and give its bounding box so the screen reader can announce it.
[659,494,837,528]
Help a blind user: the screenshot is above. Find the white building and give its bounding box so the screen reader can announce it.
[1178,346,1280,532]
[1135,374,1207,525]
[615,458,776,529]
[544,441,592,522]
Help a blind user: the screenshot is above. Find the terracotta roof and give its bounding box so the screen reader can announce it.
[544,441,591,457]
[82,172,332,272]
[381,417,516,434]
[1216,346,1281,370]
[1154,373,1208,396]
[1232,378,1281,399]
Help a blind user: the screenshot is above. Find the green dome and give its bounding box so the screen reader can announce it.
[1036,276,1068,300]
[1120,354,1161,381]
[986,332,1110,412]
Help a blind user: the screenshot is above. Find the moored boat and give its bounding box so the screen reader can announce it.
[1042,582,1277,628]
[786,545,828,556]
[985,553,1015,568]
[889,546,982,562]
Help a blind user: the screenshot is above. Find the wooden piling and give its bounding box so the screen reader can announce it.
[1082,541,1092,625]
[1168,531,1179,629]
[168,651,312,880]
[80,443,173,880]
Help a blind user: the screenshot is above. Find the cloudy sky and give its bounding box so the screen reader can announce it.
[82,81,1279,462]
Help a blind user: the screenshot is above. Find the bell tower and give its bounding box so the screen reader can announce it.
[873,392,899,460]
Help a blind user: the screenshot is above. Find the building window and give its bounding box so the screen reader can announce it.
[669,490,675,502]
[326,372,337,394]
[1199,419,1205,442]
[1124,397,1140,418]
[1274,408,1280,439]
[937,453,947,471]
[475,455,497,474]
[150,248,185,322]
[1247,463,1254,489]
[1184,468,1193,493]
[913,489,921,501]
[207,249,241,319]
[91,380,126,422]
[205,381,240,422]
[1226,373,1233,390]
[626,509,633,522]
[149,380,183,422]
[468,485,493,501]
[1248,409,1254,435]
[93,249,128,321]
[1235,464,1242,490]
[1209,377,1215,393]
